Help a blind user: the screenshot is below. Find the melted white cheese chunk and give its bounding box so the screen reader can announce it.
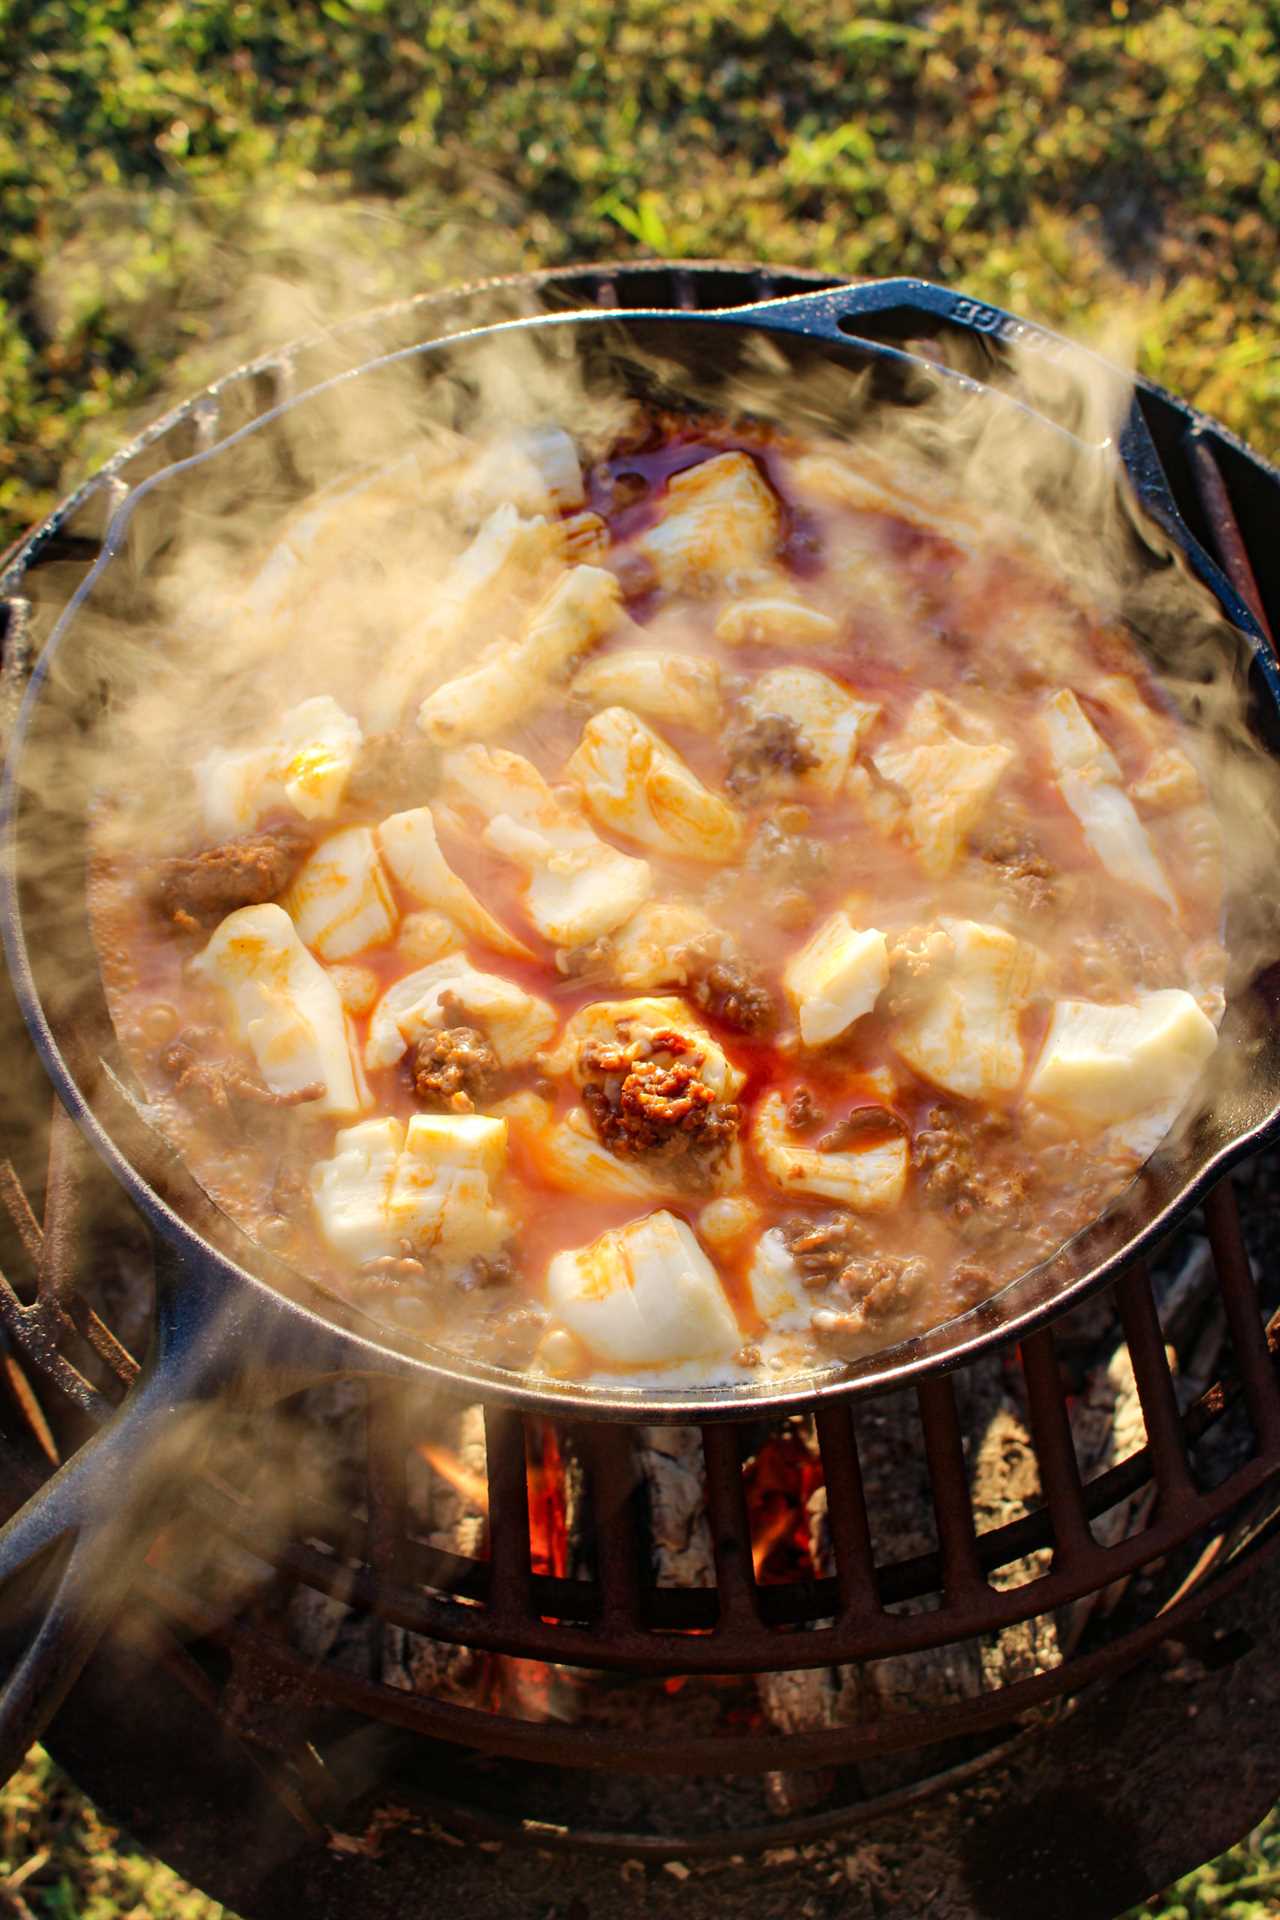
[417,564,624,743]
[285,826,398,961]
[746,1228,811,1332]
[1041,689,1176,910]
[714,595,840,648]
[567,707,742,863]
[365,954,556,1073]
[546,1211,739,1368]
[891,917,1040,1100]
[377,806,531,959]
[192,902,365,1115]
[637,451,780,594]
[570,650,722,731]
[742,666,880,797]
[1027,989,1217,1128]
[195,695,362,837]
[785,913,888,1047]
[310,1116,404,1266]
[446,744,652,949]
[753,1091,909,1212]
[869,693,1013,877]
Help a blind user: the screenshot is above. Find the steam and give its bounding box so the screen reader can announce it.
[10,237,1280,1371]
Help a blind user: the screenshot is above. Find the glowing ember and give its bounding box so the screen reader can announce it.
[419,1441,490,1515]
[744,1427,826,1584]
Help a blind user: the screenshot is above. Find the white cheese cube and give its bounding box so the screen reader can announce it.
[310,1117,404,1266]
[364,954,557,1073]
[1041,689,1175,910]
[742,667,880,796]
[1027,989,1217,1127]
[385,1111,510,1263]
[753,1091,908,1212]
[192,903,365,1115]
[570,650,722,731]
[377,806,531,959]
[567,707,742,863]
[870,694,1012,877]
[285,826,398,961]
[546,1211,740,1368]
[785,914,888,1047]
[312,1112,511,1267]
[891,917,1039,1100]
[195,695,362,837]
[638,451,781,594]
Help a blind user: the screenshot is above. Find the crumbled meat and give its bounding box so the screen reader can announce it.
[785,1087,826,1133]
[949,1258,993,1311]
[813,1254,928,1340]
[838,1253,928,1316]
[724,713,820,796]
[745,817,831,891]
[411,1026,500,1112]
[980,830,1058,914]
[687,950,777,1035]
[816,1105,909,1153]
[344,730,440,814]
[579,1029,739,1183]
[159,1028,323,1116]
[914,1103,1030,1234]
[487,1301,549,1366]
[779,1210,868,1287]
[463,1251,517,1291]
[153,821,312,929]
[1072,915,1183,1000]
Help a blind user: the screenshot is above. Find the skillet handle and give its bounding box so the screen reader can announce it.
[0,1295,222,1784]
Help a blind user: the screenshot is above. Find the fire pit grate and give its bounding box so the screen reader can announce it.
[1,262,1279,1872]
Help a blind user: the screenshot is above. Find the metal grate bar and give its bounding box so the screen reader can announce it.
[700,1424,761,1630]
[1204,1179,1280,1452]
[365,1384,410,1606]
[483,1408,533,1625]
[813,1402,881,1619]
[1113,1263,1196,1505]
[1018,1330,1096,1562]
[584,1425,641,1633]
[915,1375,987,1601]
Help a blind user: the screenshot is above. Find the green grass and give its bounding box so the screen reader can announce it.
[2,2,1279,1911]
[3,0,1279,548]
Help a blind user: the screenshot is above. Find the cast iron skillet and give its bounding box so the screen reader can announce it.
[0,280,1277,1779]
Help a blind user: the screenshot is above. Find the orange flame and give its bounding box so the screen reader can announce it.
[419,1441,490,1514]
[743,1429,826,1586]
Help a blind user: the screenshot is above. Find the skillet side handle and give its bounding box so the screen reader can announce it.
[0,1347,218,1786]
